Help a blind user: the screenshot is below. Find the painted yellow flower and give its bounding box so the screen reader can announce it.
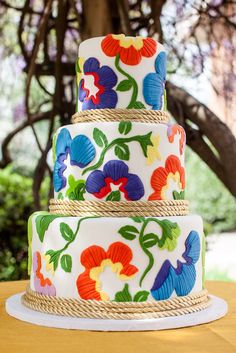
[76,57,85,85]
[146,134,161,166]
[43,254,55,274]
[112,34,144,50]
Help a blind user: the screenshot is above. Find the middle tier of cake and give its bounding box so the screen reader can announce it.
[53,122,186,202]
[28,213,204,301]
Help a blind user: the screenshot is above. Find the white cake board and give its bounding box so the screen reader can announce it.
[6,293,228,331]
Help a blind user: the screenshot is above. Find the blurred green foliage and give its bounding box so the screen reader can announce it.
[0,166,49,281]
[185,147,236,235]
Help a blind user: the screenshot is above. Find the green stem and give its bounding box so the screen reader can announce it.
[82,134,150,175]
[139,220,154,287]
[163,89,167,111]
[115,54,138,109]
[141,217,164,247]
[57,216,99,256]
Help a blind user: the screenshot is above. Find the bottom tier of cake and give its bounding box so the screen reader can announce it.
[28,212,205,302]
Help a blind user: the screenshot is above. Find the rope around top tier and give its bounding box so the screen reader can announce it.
[72,108,170,124]
[49,199,189,217]
[22,286,211,320]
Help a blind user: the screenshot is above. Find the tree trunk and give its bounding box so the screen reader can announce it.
[166,81,236,198]
[81,0,114,39]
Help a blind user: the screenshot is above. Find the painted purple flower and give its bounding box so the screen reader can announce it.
[78,57,118,110]
[53,128,95,192]
[86,160,145,201]
[33,252,56,296]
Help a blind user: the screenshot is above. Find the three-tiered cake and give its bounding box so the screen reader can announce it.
[25,35,207,317]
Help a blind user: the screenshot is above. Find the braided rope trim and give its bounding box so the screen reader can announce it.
[49,199,189,217]
[72,109,170,124]
[22,286,211,320]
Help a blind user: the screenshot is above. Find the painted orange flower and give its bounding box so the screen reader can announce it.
[148,155,185,200]
[76,242,138,300]
[167,124,186,155]
[101,34,157,66]
[33,251,56,296]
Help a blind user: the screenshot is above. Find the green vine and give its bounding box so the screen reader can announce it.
[115,54,145,109]
[46,216,99,272]
[138,220,154,286]
[118,217,181,287]
[82,132,152,175]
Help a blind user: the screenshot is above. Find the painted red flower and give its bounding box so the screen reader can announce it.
[101,34,157,66]
[76,242,138,300]
[167,124,186,155]
[148,155,185,200]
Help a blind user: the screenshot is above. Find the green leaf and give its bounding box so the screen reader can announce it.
[52,133,57,164]
[157,219,181,251]
[164,89,167,111]
[118,225,139,240]
[27,214,34,275]
[173,190,185,200]
[58,192,64,200]
[45,250,61,271]
[138,132,153,157]
[106,190,121,201]
[133,290,149,302]
[131,217,145,223]
[132,101,146,109]
[114,284,132,302]
[116,79,132,92]
[66,176,86,201]
[75,58,82,73]
[202,234,206,288]
[93,128,108,148]
[60,222,74,242]
[118,121,132,135]
[114,143,130,160]
[36,214,61,242]
[60,254,72,273]
[142,233,158,248]
[74,184,86,200]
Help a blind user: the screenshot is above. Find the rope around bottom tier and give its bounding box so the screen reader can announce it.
[49,199,189,217]
[22,286,211,320]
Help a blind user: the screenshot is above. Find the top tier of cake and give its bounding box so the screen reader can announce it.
[76,34,166,111]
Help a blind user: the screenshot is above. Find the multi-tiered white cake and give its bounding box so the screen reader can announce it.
[26,35,205,312]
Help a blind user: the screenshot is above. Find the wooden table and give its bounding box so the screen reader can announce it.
[0,280,235,353]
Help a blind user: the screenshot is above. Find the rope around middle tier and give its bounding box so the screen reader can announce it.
[22,286,211,320]
[49,199,189,217]
[72,108,170,124]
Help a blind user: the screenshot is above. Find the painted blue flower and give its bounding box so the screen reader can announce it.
[53,128,96,192]
[85,160,145,201]
[78,57,118,110]
[143,51,166,110]
[151,230,200,300]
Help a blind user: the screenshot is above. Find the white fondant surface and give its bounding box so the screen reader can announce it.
[54,122,185,201]
[30,213,203,300]
[77,36,165,111]
[6,293,228,331]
